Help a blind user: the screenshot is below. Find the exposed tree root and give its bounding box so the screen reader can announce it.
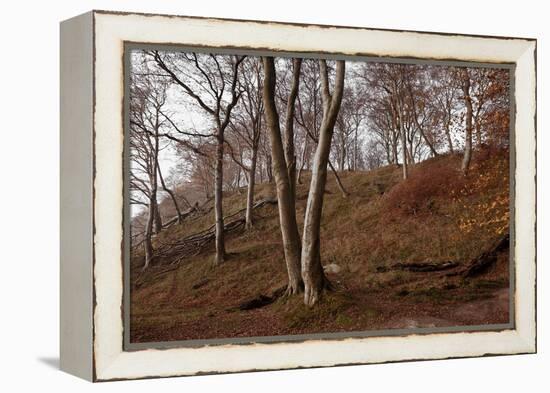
[237,295,275,310]
[235,285,287,311]
[303,276,335,307]
[462,233,509,278]
[376,232,508,277]
[283,282,304,297]
[380,261,459,273]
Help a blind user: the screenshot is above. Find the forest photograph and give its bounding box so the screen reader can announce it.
[127,48,512,344]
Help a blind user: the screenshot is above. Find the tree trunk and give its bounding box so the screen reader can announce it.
[353,127,358,171]
[213,134,226,265]
[339,140,346,171]
[153,198,163,234]
[407,139,416,165]
[475,122,482,147]
[399,124,408,179]
[302,126,349,197]
[445,120,454,154]
[461,70,473,175]
[302,60,345,307]
[385,144,392,165]
[262,57,303,294]
[157,163,183,224]
[266,154,273,183]
[297,135,308,184]
[145,147,158,268]
[245,144,258,229]
[328,159,349,197]
[259,160,264,184]
[143,195,155,269]
[235,165,242,192]
[284,58,302,202]
[391,130,399,166]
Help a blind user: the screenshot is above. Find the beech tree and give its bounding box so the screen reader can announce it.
[359,63,411,179]
[301,59,345,306]
[227,57,264,229]
[295,60,349,196]
[404,67,439,158]
[461,68,474,174]
[283,58,302,202]
[432,67,460,154]
[129,75,170,269]
[151,51,245,265]
[334,85,367,171]
[262,56,304,295]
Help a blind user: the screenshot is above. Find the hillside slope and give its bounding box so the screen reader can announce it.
[130,148,510,343]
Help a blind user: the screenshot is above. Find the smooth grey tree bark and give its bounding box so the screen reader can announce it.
[230,57,264,230]
[143,197,155,269]
[144,123,160,269]
[245,146,258,229]
[301,60,345,307]
[262,56,303,295]
[284,58,302,202]
[461,68,474,175]
[213,132,226,264]
[153,199,162,234]
[297,135,308,184]
[396,97,408,180]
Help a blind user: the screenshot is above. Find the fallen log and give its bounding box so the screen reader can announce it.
[161,200,212,230]
[155,198,277,264]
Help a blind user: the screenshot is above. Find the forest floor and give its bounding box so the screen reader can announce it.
[129,148,511,343]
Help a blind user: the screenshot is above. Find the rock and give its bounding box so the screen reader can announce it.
[323,263,342,274]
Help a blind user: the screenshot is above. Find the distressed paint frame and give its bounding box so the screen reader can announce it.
[60,10,536,382]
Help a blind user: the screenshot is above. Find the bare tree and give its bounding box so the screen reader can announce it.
[432,67,459,153]
[157,161,183,224]
[334,85,366,171]
[151,51,245,265]
[129,74,170,269]
[284,58,302,202]
[262,56,303,295]
[301,60,345,307]
[227,57,264,229]
[461,68,474,174]
[359,63,410,179]
[295,60,349,196]
[404,67,439,158]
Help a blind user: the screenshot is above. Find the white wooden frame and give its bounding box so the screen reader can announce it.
[60,10,536,382]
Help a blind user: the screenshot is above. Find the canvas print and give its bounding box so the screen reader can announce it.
[127,48,511,345]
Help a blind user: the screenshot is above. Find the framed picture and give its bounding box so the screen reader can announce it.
[60,10,536,381]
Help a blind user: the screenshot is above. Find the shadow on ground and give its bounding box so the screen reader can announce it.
[37,357,59,370]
